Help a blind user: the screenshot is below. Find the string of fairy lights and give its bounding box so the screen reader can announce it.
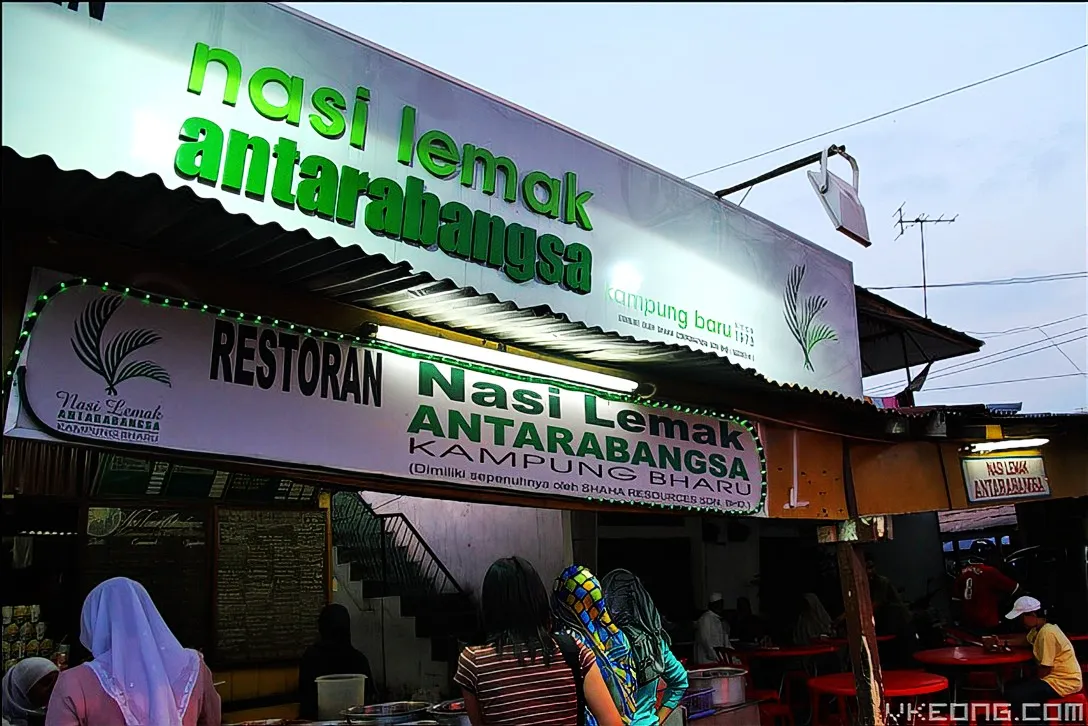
[3,277,768,515]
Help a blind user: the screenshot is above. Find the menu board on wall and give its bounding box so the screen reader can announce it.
[224,473,317,503]
[91,454,319,504]
[83,507,209,651]
[92,456,170,498]
[214,508,328,664]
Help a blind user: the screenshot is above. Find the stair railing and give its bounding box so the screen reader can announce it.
[331,491,464,598]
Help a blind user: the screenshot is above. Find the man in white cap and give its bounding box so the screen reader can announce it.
[694,593,731,665]
[1002,595,1083,722]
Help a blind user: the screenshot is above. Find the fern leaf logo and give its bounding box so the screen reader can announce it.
[70,295,171,395]
[782,264,838,372]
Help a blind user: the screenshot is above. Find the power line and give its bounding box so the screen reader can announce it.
[919,373,1086,393]
[924,328,1086,377]
[866,372,1085,396]
[684,44,1088,181]
[1034,326,1084,374]
[965,314,1087,338]
[866,328,1087,394]
[867,272,1086,291]
[867,331,1086,394]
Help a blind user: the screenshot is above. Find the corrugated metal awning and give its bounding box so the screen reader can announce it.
[855,287,983,376]
[3,147,918,439]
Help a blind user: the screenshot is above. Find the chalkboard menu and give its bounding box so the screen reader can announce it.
[83,507,209,651]
[215,508,327,664]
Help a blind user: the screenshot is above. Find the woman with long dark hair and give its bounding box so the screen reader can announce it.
[601,569,688,726]
[455,557,623,726]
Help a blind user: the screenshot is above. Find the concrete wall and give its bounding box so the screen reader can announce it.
[332,554,449,701]
[360,492,571,596]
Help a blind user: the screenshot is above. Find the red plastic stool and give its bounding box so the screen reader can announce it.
[1045,691,1087,725]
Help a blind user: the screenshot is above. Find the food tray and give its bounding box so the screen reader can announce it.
[680,688,715,716]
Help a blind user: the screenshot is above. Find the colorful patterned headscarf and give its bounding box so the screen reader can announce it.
[553,565,638,725]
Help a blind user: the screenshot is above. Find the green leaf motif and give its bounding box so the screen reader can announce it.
[781,265,839,372]
[70,295,171,395]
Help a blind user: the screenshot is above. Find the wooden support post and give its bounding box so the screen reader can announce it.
[837,541,887,725]
[836,440,887,726]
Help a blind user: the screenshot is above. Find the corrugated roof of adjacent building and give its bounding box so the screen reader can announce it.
[938,505,1019,534]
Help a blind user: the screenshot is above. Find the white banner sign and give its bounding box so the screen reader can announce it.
[961,456,1050,503]
[1,2,862,398]
[5,279,765,514]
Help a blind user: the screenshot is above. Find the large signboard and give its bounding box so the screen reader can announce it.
[961,455,1050,503]
[1,2,862,397]
[5,277,765,514]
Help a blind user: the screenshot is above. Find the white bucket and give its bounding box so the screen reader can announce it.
[316,673,367,720]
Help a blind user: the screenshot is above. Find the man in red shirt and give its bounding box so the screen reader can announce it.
[952,540,1020,635]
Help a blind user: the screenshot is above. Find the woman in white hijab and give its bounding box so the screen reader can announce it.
[793,593,835,645]
[2,657,59,726]
[45,577,221,726]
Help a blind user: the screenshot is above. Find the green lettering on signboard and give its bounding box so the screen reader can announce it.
[179,42,595,293]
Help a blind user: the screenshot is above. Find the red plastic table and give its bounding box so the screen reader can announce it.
[743,644,841,659]
[913,646,1032,703]
[808,671,948,726]
[913,646,1033,668]
[824,635,895,647]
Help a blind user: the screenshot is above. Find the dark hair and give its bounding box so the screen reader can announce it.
[480,557,554,666]
[318,603,352,642]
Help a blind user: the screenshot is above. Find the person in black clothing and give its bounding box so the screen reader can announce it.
[730,597,767,645]
[298,603,376,718]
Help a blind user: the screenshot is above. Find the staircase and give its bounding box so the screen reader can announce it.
[330,491,479,698]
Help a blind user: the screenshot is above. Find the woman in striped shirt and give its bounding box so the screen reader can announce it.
[455,557,624,726]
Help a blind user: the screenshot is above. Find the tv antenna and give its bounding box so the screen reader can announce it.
[894,204,958,319]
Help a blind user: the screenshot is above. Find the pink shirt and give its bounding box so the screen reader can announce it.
[44,661,222,726]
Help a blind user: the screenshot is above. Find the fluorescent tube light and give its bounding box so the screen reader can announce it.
[374,325,640,393]
[969,438,1049,453]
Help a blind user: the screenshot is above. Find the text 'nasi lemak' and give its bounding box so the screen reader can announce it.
[173,43,594,294]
